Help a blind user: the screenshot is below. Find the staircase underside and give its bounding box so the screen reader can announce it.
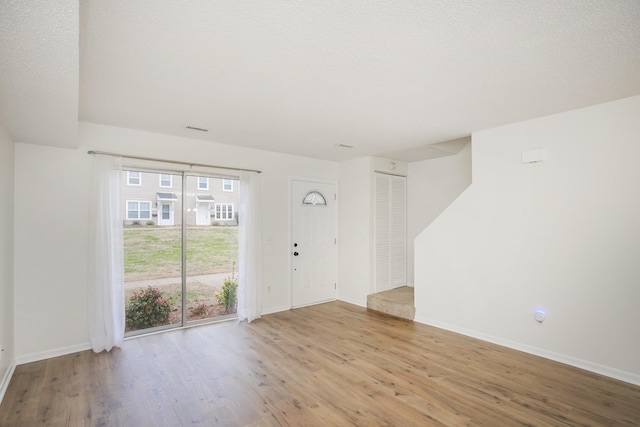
[367,286,415,320]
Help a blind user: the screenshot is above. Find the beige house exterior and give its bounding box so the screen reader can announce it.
[121,171,238,226]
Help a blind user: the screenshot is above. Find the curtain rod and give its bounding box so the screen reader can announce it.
[87,150,261,174]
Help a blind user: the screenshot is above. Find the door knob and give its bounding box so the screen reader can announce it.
[293,252,299,256]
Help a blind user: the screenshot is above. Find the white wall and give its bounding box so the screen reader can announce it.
[0,124,15,400]
[14,142,92,361]
[338,157,408,305]
[338,157,372,306]
[415,95,640,384]
[407,142,471,285]
[13,122,338,361]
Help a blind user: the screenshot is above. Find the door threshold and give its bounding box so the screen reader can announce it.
[124,315,239,341]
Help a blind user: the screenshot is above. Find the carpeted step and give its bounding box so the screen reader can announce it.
[367,287,415,320]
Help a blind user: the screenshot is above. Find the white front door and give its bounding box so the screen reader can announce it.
[158,203,174,226]
[291,180,337,308]
[196,203,210,225]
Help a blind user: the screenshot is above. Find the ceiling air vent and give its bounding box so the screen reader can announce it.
[185,126,208,132]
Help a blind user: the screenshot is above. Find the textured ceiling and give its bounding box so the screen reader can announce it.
[3,1,640,161]
[0,0,79,148]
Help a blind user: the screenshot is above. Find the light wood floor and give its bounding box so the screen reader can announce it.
[1,301,639,426]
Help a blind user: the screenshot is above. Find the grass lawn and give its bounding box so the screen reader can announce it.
[123,225,238,281]
[123,226,238,331]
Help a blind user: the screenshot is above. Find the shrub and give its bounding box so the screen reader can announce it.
[190,302,208,317]
[146,220,155,226]
[126,286,172,330]
[215,263,238,313]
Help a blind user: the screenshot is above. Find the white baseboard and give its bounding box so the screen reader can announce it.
[414,315,640,386]
[0,359,16,405]
[16,342,92,365]
[263,298,368,314]
[338,295,367,308]
[261,305,290,316]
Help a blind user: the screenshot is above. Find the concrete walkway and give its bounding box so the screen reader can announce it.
[125,272,229,289]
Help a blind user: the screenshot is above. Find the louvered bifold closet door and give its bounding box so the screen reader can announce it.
[389,175,407,289]
[375,172,406,292]
[375,173,391,292]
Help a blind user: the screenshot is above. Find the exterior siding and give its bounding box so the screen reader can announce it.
[120,171,238,226]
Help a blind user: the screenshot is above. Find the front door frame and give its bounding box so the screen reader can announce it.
[195,202,210,225]
[158,202,174,226]
[289,178,339,309]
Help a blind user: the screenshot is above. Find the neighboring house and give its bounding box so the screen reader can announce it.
[120,171,238,226]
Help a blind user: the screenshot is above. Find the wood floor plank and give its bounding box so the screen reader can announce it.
[1,301,639,426]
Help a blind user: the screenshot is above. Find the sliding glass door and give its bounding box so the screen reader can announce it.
[184,175,239,324]
[121,169,238,335]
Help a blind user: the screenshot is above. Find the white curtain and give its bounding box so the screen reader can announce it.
[87,155,125,352]
[237,171,263,322]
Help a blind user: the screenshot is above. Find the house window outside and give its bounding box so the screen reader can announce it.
[222,179,233,192]
[127,171,141,186]
[198,176,209,190]
[127,201,151,220]
[159,174,172,188]
[215,203,234,220]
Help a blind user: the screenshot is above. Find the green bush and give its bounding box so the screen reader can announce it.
[215,268,238,313]
[126,286,171,330]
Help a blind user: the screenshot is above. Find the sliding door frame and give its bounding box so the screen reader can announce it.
[123,167,240,338]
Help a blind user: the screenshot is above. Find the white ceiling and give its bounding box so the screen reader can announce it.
[0,0,79,148]
[2,1,639,161]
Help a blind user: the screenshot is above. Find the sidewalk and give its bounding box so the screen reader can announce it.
[124,272,229,289]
